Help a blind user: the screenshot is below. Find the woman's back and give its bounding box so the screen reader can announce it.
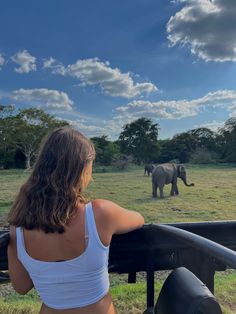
[16,202,113,313]
[23,203,91,263]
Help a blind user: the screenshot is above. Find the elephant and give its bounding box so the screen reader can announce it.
[144,164,155,176]
[152,163,194,198]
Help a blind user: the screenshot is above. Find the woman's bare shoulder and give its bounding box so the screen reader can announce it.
[91,199,112,218]
[91,199,124,217]
[92,198,117,209]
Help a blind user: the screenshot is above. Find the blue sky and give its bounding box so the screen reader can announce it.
[0,0,236,139]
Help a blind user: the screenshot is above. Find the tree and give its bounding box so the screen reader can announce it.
[112,153,133,170]
[15,108,69,169]
[158,128,218,164]
[0,107,69,169]
[187,128,217,152]
[167,132,195,163]
[0,105,18,168]
[158,139,176,163]
[91,135,119,165]
[218,118,236,161]
[118,118,160,164]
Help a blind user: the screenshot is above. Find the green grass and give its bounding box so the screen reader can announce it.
[0,282,164,314]
[0,164,236,313]
[215,271,236,314]
[0,289,41,314]
[89,163,236,223]
[0,169,29,221]
[0,275,235,314]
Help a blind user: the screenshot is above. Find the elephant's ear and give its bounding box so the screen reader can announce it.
[177,164,180,173]
[177,164,184,176]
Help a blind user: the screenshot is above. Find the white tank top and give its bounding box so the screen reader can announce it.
[16,202,110,309]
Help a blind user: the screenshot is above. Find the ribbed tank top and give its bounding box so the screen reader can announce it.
[16,202,110,309]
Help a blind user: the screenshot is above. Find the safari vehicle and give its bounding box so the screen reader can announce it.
[1,220,236,314]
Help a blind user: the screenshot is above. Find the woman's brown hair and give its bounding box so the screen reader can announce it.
[8,127,95,233]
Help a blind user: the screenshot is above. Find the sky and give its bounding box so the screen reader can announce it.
[0,0,236,139]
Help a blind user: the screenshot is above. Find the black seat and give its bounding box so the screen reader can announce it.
[154,267,222,314]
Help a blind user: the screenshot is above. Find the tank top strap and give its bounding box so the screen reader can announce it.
[15,227,25,260]
[85,202,108,249]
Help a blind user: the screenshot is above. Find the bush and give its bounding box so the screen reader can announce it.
[112,154,133,170]
[190,149,217,164]
[169,159,180,164]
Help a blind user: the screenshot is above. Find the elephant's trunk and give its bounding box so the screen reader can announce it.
[182,178,194,187]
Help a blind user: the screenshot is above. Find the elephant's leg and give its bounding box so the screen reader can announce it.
[159,186,164,199]
[152,182,158,198]
[170,184,175,196]
[174,185,179,195]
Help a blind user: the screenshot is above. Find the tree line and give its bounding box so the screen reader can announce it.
[1,105,236,169]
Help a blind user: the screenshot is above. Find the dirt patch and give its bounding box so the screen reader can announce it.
[0,282,14,299]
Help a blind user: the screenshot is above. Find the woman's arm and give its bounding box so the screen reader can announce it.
[93,199,144,236]
[7,226,34,295]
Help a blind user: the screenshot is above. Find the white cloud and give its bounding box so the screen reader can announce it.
[194,120,225,132]
[3,86,236,139]
[11,50,37,73]
[116,99,196,120]
[0,54,4,69]
[43,57,65,74]
[54,89,236,139]
[115,90,236,120]
[167,0,236,62]
[54,109,126,139]
[229,103,236,117]
[11,88,73,110]
[45,57,157,98]
[43,57,56,69]
[8,88,236,140]
[67,119,107,138]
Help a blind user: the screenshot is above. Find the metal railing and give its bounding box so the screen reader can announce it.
[109,221,236,311]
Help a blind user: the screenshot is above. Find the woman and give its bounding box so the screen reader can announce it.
[7,127,144,314]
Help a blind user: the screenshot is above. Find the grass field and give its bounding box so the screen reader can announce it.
[0,164,236,313]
